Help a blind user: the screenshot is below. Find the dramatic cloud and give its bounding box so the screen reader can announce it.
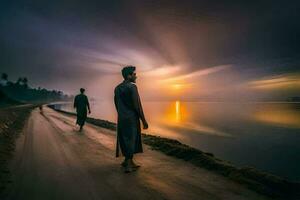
[1,0,300,100]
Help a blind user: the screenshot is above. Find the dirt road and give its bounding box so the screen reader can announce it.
[4,107,270,200]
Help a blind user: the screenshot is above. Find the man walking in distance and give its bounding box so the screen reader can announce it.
[114,66,148,173]
[74,88,91,131]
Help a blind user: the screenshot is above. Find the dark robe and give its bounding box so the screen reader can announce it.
[74,94,90,126]
[114,80,146,157]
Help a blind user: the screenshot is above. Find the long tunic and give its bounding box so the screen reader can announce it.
[74,94,90,126]
[114,80,146,157]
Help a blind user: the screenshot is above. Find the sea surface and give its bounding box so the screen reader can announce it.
[55,101,300,181]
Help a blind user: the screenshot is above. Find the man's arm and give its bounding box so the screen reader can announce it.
[86,96,91,114]
[73,96,77,108]
[131,85,148,129]
[114,88,118,111]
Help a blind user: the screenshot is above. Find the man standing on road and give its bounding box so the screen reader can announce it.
[114,66,148,173]
[74,88,91,131]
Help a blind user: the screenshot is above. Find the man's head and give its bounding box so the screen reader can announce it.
[80,88,85,94]
[122,66,137,83]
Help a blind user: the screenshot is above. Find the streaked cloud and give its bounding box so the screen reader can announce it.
[161,65,232,83]
[248,74,300,90]
[141,65,182,77]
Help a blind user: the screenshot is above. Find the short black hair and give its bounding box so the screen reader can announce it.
[121,66,136,79]
[80,88,85,93]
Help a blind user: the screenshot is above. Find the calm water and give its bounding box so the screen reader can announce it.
[56,101,300,181]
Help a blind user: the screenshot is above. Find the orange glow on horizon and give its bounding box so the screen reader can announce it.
[254,106,300,128]
[172,84,183,90]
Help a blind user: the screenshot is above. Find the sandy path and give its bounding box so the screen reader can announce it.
[5,107,270,200]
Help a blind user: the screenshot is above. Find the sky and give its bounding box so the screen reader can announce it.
[1,0,300,101]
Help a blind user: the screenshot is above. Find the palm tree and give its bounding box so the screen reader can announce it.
[22,77,28,88]
[16,77,23,85]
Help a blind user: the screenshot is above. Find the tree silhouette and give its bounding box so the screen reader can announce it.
[1,73,71,102]
[22,77,28,88]
[16,77,23,85]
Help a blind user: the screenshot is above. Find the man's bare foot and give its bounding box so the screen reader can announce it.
[130,160,140,168]
[124,165,134,173]
[122,159,140,173]
[121,160,127,167]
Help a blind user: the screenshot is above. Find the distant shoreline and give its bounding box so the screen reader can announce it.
[48,104,300,199]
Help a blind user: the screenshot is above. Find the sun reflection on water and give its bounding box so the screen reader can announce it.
[160,101,232,137]
[164,100,186,124]
[175,100,181,122]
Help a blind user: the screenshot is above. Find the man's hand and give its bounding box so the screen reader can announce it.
[142,121,148,129]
